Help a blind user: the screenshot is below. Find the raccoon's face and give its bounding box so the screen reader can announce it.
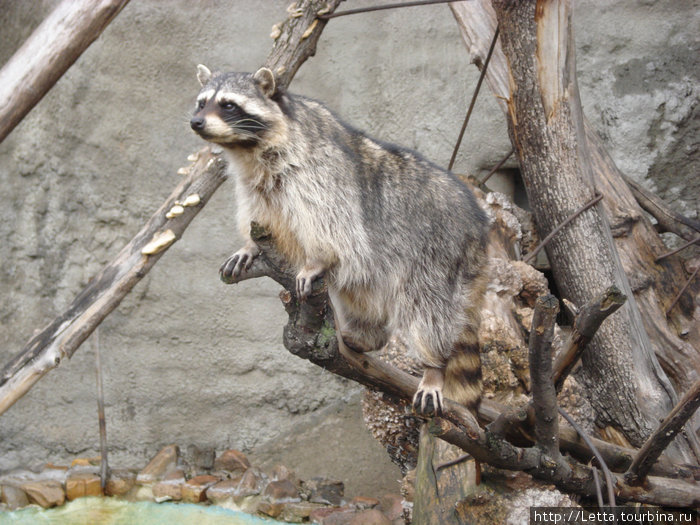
[190,65,279,148]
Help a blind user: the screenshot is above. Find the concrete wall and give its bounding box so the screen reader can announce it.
[0,0,696,492]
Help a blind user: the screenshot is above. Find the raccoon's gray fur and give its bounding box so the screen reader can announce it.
[190,65,489,415]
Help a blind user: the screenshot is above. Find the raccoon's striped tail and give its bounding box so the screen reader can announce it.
[443,330,482,413]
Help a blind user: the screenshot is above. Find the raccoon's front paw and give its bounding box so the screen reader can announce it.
[220,244,261,279]
[295,265,325,301]
[413,368,445,417]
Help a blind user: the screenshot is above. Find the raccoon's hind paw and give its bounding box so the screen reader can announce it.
[413,367,446,417]
[295,265,325,301]
[220,244,260,279]
[413,386,444,417]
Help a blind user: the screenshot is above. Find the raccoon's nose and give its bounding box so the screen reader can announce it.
[190,116,205,131]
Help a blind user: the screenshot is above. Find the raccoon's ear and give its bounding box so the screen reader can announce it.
[253,67,276,97]
[196,64,212,86]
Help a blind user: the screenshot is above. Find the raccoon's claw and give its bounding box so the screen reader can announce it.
[220,245,260,279]
[412,387,444,417]
[413,367,445,417]
[295,265,325,301]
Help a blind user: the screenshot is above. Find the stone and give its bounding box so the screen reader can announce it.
[270,464,297,484]
[181,474,219,503]
[206,478,242,504]
[66,471,103,500]
[262,479,300,502]
[351,495,380,510]
[235,468,266,498]
[137,444,179,484]
[21,480,65,508]
[70,457,102,468]
[1,484,29,510]
[378,493,404,521]
[309,507,356,525]
[350,509,392,525]
[279,501,326,523]
[183,444,215,473]
[257,501,285,518]
[152,469,185,501]
[212,449,250,475]
[304,477,344,506]
[104,469,136,496]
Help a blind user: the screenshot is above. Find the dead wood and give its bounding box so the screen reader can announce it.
[0,148,227,415]
[0,0,343,416]
[221,219,700,506]
[626,380,700,486]
[528,295,560,458]
[451,0,700,463]
[0,0,130,144]
[553,286,627,393]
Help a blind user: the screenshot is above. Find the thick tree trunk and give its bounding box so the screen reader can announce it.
[451,0,699,463]
[0,0,130,144]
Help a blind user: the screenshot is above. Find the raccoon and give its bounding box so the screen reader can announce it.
[190,65,489,416]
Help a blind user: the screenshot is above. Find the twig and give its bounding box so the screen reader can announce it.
[666,266,699,316]
[318,0,459,19]
[94,328,109,491]
[523,193,604,264]
[623,173,700,242]
[656,235,700,262]
[552,286,627,393]
[529,295,560,458]
[479,147,514,186]
[560,407,616,508]
[448,25,500,171]
[625,379,700,486]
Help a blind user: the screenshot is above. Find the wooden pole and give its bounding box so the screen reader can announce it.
[0,0,130,144]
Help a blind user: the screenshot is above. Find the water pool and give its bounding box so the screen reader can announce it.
[0,497,284,525]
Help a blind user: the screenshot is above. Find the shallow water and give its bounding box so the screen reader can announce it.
[0,497,283,525]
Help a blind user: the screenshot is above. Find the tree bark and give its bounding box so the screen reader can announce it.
[0,0,130,144]
[451,0,698,463]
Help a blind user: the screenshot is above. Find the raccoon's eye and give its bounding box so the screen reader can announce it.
[197,99,206,110]
[221,101,237,110]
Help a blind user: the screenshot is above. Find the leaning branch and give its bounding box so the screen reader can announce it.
[0,0,343,417]
[623,174,700,242]
[0,149,227,415]
[625,380,700,485]
[0,0,130,144]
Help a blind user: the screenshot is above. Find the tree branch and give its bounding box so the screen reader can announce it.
[224,224,700,506]
[0,149,227,416]
[528,295,561,458]
[625,380,700,486]
[553,286,627,393]
[0,0,130,144]
[623,174,700,242]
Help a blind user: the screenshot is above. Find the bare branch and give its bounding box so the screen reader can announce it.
[0,149,227,416]
[0,0,130,144]
[623,174,700,242]
[529,295,561,458]
[626,380,700,485]
[553,286,627,393]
